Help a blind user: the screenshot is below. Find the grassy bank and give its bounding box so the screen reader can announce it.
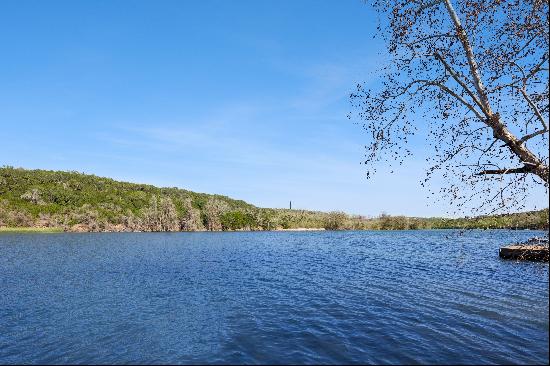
[0,227,63,233]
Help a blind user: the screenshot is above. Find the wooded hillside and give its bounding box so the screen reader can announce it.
[0,167,547,232]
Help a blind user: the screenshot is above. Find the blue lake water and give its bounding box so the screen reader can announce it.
[0,230,548,364]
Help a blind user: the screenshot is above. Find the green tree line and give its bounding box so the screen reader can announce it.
[0,167,547,232]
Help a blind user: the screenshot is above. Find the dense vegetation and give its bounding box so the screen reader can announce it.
[0,167,548,232]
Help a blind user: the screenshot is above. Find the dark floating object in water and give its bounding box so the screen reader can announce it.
[499,237,549,262]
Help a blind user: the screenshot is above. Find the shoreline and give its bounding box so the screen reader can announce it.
[0,227,64,233]
[1,227,547,234]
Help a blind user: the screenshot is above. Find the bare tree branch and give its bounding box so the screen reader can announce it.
[433,51,488,116]
[476,167,529,175]
[427,82,486,120]
[520,129,549,143]
[519,88,549,132]
[442,0,492,113]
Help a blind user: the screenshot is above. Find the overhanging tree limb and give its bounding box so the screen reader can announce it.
[351,0,549,214]
[442,0,492,113]
[433,51,488,116]
[476,167,529,176]
[442,0,549,184]
[519,88,549,132]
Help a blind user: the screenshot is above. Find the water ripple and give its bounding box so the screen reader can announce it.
[0,230,548,364]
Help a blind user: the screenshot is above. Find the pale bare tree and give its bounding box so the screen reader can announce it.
[158,196,179,231]
[142,195,161,231]
[142,196,179,231]
[204,198,229,231]
[180,198,204,231]
[20,188,44,205]
[350,0,548,214]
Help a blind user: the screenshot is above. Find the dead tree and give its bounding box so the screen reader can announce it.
[350,0,549,214]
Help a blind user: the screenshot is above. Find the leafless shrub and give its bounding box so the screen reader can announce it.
[20,188,45,205]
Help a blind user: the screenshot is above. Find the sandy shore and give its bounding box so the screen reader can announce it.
[274,228,326,231]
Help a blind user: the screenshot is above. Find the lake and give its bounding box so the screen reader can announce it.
[0,230,548,364]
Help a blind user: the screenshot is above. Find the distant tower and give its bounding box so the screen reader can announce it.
[290,201,292,210]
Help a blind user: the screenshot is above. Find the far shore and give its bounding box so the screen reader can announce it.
[0,227,64,233]
[1,227,548,234]
[273,228,325,231]
[0,227,327,233]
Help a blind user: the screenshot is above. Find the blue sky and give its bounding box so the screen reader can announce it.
[0,0,546,217]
